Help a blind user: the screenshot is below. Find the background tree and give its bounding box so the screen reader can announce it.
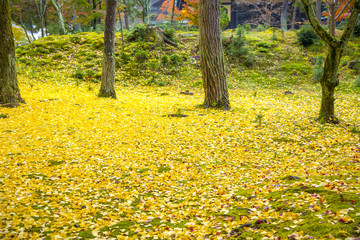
[98,0,116,99]
[281,0,289,30]
[50,0,66,34]
[300,0,360,123]
[137,0,151,24]
[176,0,199,26]
[0,0,25,107]
[198,0,230,110]
[35,0,48,37]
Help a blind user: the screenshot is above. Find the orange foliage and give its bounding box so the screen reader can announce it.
[175,0,199,26]
[322,0,355,22]
[157,0,174,20]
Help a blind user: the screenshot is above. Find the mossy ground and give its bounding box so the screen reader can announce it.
[1,29,359,239]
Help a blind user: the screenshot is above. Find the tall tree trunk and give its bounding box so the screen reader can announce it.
[199,0,230,110]
[281,0,288,30]
[171,0,176,25]
[291,5,297,29]
[117,9,125,54]
[51,0,66,35]
[319,46,341,123]
[0,0,25,107]
[37,0,48,37]
[300,0,360,123]
[99,0,117,99]
[316,0,321,21]
[123,0,129,30]
[329,1,336,36]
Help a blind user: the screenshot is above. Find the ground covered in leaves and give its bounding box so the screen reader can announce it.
[1,80,360,239]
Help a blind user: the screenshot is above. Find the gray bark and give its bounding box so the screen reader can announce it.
[123,0,130,30]
[99,0,117,99]
[199,0,230,110]
[300,0,360,123]
[316,0,321,21]
[281,0,288,31]
[0,0,25,107]
[51,0,66,35]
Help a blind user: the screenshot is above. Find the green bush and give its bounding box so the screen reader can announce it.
[73,69,84,79]
[170,54,182,66]
[313,55,324,83]
[354,77,360,87]
[164,27,176,42]
[297,24,318,47]
[134,50,149,63]
[353,16,360,37]
[228,25,248,61]
[244,24,252,32]
[161,55,169,66]
[128,23,147,42]
[220,7,230,31]
[120,53,130,64]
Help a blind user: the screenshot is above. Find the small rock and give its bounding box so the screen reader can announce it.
[284,90,294,95]
[284,175,301,180]
[180,90,194,95]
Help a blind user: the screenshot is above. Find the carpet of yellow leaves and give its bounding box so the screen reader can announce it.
[0,81,359,239]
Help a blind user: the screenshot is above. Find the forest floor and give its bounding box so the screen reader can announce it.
[0,30,360,239]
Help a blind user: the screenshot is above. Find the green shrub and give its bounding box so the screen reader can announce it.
[297,24,318,47]
[161,55,169,66]
[73,69,84,79]
[128,23,147,42]
[354,77,360,87]
[353,16,360,37]
[120,53,130,64]
[134,50,149,63]
[170,54,182,66]
[220,7,230,31]
[164,27,176,42]
[244,24,252,32]
[228,25,248,61]
[313,55,324,83]
[256,24,267,32]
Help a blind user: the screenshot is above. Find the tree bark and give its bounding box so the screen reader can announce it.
[51,0,66,35]
[99,0,117,99]
[319,46,341,123]
[123,0,130,30]
[0,0,25,107]
[329,1,336,36]
[199,0,230,110]
[316,0,321,21]
[171,0,176,25]
[291,5,297,29]
[281,0,288,31]
[300,0,360,123]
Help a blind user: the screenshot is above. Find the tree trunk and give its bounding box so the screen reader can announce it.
[291,6,297,29]
[123,0,130,30]
[171,0,176,25]
[51,0,66,35]
[99,0,117,99]
[199,0,230,110]
[318,46,341,123]
[0,0,25,107]
[316,0,321,21]
[117,9,125,54]
[300,0,360,123]
[281,0,288,31]
[329,1,336,36]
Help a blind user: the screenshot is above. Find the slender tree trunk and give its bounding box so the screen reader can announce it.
[300,0,360,123]
[199,0,230,110]
[316,0,321,21]
[51,0,66,35]
[117,9,125,54]
[318,46,341,123]
[99,0,117,99]
[291,6,297,29]
[329,1,336,36]
[171,0,176,25]
[29,19,36,40]
[0,0,25,107]
[281,0,288,30]
[123,0,129,30]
